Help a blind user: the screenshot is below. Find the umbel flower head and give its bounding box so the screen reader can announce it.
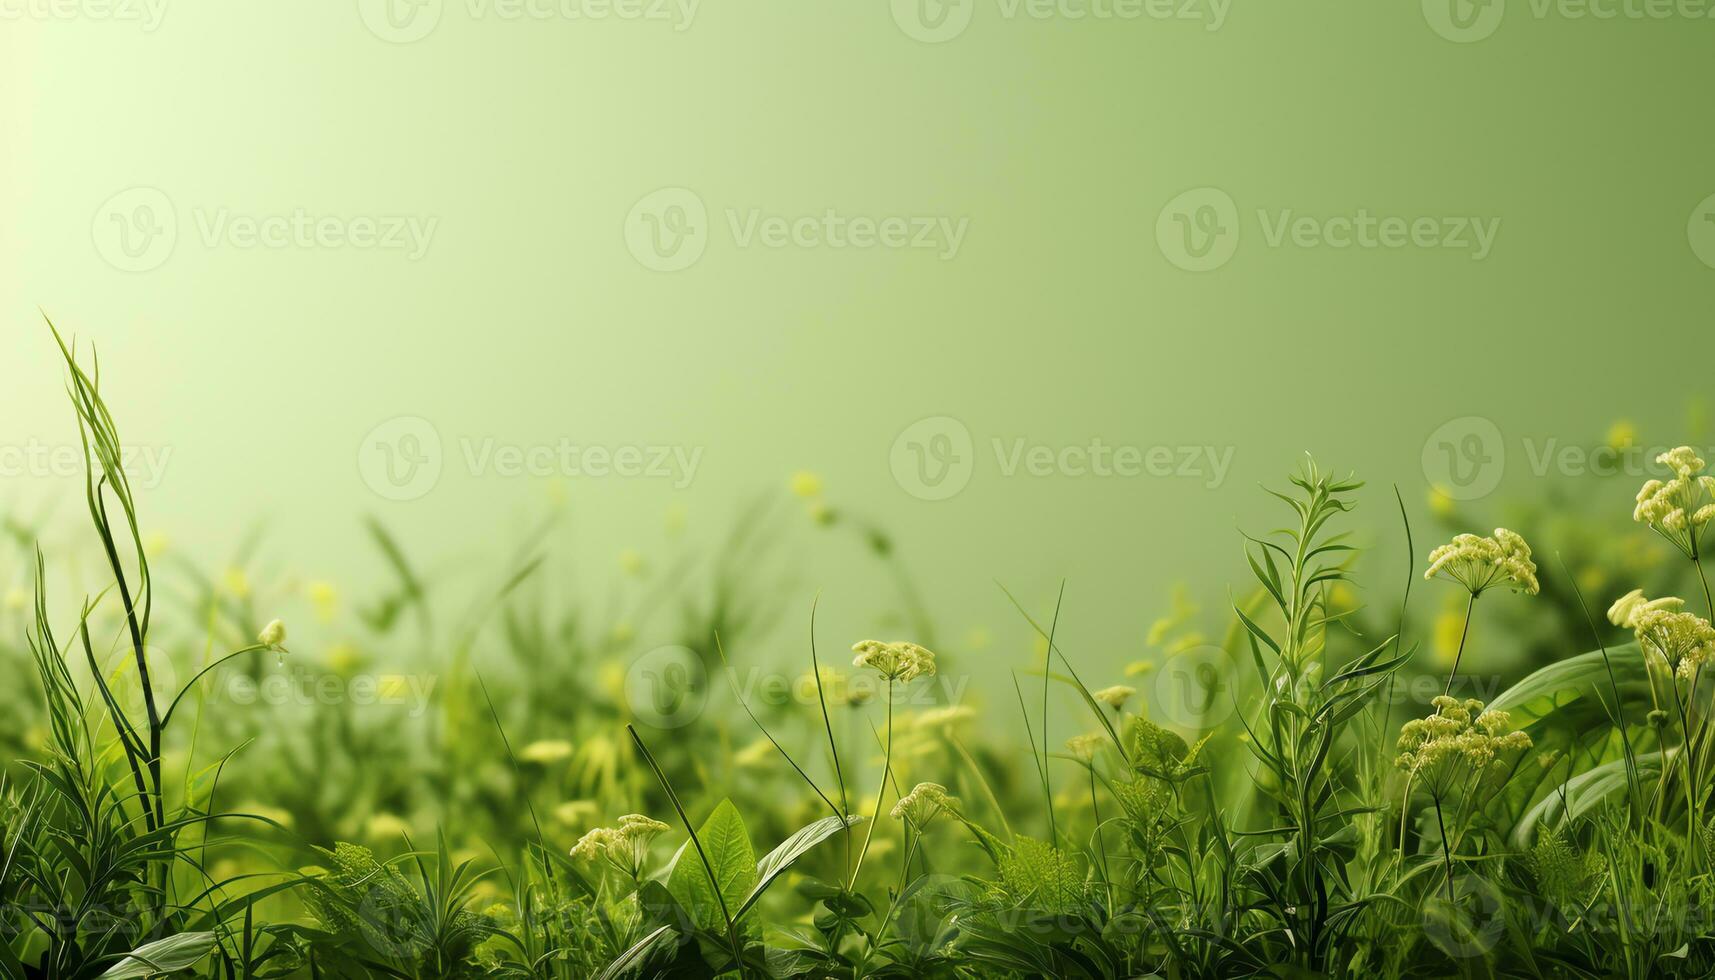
[570,813,670,878]
[1424,529,1540,597]
[1634,447,1715,557]
[852,640,937,683]
[1093,685,1137,710]
[891,781,959,828]
[1066,732,1107,761]
[1608,589,1715,679]
[1396,695,1532,796]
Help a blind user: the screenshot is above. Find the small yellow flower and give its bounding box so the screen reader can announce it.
[1093,685,1137,710]
[1066,732,1107,760]
[520,740,574,765]
[789,471,824,499]
[223,567,251,599]
[257,619,288,650]
[1427,485,1456,519]
[306,581,338,623]
[1634,447,1715,557]
[618,549,645,576]
[1606,421,1637,451]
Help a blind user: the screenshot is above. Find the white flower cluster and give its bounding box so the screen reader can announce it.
[1608,589,1715,679]
[890,781,959,827]
[1396,695,1531,793]
[569,813,671,876]
[852,640,937,683]
[1634,447,1715,556]
[1424,528,1540,596]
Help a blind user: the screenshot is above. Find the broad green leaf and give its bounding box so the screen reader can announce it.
[666,799,757,932]
[736,813,861,921]
[99,932,217,979]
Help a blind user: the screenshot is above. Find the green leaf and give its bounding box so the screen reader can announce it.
[736,813,861,922]
[99,932,217,978]
[666,799,757,933]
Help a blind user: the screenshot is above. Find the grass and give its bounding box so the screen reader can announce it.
[5,332,1715,978]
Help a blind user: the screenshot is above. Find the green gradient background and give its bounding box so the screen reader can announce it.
[3,0,1713,674]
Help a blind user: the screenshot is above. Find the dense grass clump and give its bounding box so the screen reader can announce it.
[8,333,1715,978]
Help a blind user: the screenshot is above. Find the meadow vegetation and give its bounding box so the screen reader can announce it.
[5,335,1715,978]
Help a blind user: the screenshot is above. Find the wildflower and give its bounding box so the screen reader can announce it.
[1427,485,1455,518]
[1093,685,1136,710]
[1066,732,1107,761]
[852,639,937,683]
[570,814,670,877]
[257,619,288,650]
[223,567,251,599]
[1633,447,1715,557]
[891,782,959,827]
[1607,420,1637,451]
[519,740,574,765]
[916,704,977,730]
[1396,695,1532,796]
[734,738,774,768]
[1124,660,1156,677]
[1424,529,1540,596]
[552,800,597,825]
[1608,590,1715,678]
[618,549,645,576]
[306,581,338,623]
[789,471,823,498]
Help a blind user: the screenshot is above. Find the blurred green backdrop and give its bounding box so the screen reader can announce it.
[3,0,1713,679]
